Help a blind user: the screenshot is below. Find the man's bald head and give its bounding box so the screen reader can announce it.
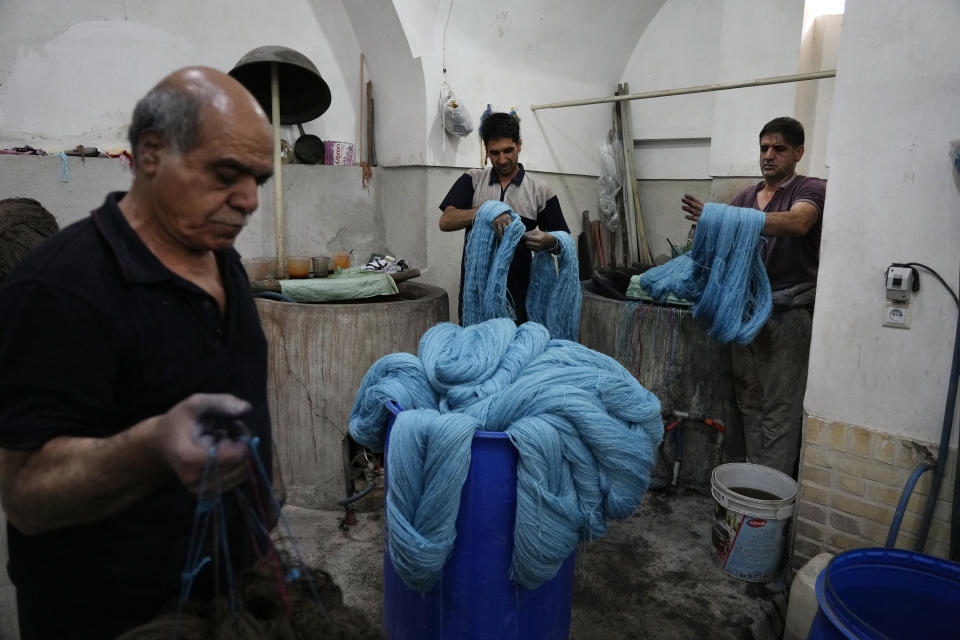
[127,66,269,165]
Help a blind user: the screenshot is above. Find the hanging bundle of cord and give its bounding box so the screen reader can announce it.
[349,318,663,592]
[120,428,384,640]
[462,200,581,340]
[637,203,771,344]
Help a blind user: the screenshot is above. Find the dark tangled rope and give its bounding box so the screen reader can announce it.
[0,197,59,281]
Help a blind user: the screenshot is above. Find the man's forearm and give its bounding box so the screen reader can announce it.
[0,419,166,534]
[439,206,478,232]
[761,202,819,237]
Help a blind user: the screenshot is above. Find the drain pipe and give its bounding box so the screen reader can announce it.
[915,263,960,555]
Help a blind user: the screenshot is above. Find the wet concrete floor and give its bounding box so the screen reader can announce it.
[275,486,788,640]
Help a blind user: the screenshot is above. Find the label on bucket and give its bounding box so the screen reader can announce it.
[712,502,788,582]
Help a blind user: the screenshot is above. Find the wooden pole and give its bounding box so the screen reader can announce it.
[530,70,836,111]
[358,53,365,164]
[618,82,653,266]
[614,86,639,266]
[271,62,285,276]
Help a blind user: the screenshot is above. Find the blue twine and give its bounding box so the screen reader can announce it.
[177,446,224,620]
[638,203,771,344]
[462,200,581,339]
[242,435,327,611]
[174,432,328,638]
[348,319,663,591]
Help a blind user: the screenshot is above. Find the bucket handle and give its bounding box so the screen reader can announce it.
[713,487,795,520]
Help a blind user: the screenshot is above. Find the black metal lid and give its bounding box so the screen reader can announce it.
[229,46,331,125]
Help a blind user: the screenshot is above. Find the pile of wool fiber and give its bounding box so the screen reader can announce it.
[349,318,663,591]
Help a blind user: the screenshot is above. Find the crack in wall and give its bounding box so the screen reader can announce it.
[276,319,321,463]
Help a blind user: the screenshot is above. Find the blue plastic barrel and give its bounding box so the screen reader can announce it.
[382,401,575,640]
[807,547,960,639]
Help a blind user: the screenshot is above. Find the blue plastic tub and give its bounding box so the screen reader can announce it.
[382,401,575,640]
[808,547,960,639]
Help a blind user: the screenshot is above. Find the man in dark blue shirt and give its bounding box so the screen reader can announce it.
[439,112,569,323]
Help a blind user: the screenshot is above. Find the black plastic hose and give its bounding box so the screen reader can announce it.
[338,481,375,507]
[915,263,960,555]
[886,462,933,548]
[951,264,960,561]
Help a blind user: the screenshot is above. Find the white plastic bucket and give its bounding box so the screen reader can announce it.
[710,463,797,582]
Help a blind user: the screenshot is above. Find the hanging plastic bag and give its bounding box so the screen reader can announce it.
[597,131,623,231]
[440,81,474,137]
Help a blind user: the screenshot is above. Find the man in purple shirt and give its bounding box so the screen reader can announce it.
[681,117,826,477]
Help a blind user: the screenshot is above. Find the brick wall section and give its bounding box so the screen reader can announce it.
[792,415,955,570]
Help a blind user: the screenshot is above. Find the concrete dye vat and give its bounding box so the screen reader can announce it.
[256,282,448,509]
[578,281,742,484]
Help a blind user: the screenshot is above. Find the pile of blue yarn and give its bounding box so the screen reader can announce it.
[349,318,663,592]
[462,200,581,340]
[637,203,771,344]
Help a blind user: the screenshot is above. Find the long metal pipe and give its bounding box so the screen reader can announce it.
[270,62,285,276]
[530,70,836,111]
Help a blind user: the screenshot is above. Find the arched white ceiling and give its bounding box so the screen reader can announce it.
[338,0,667,171]
[337,0,430,165]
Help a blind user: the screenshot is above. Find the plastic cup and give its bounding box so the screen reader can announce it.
[333,253,351,270]
[286,256,312,279]
[312,256,330,278]
[242,257,278,282]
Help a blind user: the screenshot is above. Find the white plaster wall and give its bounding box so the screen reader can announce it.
[806,0,960,443]
[250,165,382,263]
[625,0,816,180]
[0,155,132,223]
[412,1,666,177]
[339,0,428,166]
[619,0,837,258]
[0,0,363,152]
[622,0,721,180]
[709,0,806,177]
[795,12,841,178]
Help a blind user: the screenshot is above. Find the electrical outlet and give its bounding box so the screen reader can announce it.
[883,301,911,329]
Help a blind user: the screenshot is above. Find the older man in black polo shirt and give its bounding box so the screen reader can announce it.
[0,67,275,639]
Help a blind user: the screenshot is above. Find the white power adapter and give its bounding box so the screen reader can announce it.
[885,265,915,302]
[883,264,917,329]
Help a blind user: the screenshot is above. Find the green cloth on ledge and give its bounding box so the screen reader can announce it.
[626,275,693,307]
[280,267,399,302]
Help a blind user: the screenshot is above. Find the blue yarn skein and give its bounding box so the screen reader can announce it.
[526,231,582,340]
[348,352,439,452]
[420,319,551,413]
[462,201,526,325]
[462,200,581,340]
[638,203,771,344]
[384,409,478,593]
[348,319,663,592]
